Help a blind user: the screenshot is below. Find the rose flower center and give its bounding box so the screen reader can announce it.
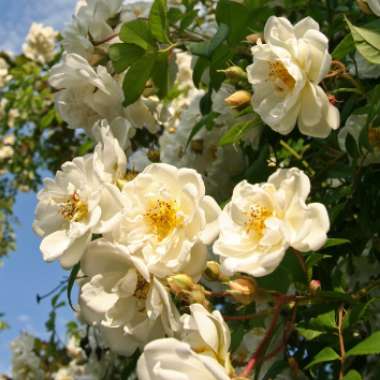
[245,204,272,238]
[268,61,295,93]
[60,192,88,222]
[145,199,183,241]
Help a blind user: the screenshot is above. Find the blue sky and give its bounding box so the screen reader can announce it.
[0,0,77,373]
[0,0,76,52]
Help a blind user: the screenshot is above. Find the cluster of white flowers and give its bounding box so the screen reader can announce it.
[0,132,15,162]
[137,304,234,380]
[34,130,329,374]
[52,333,112,380]
[11,333,44,380]
[32,0,338,377]
[0,58,10,87]
[22,23,58,65]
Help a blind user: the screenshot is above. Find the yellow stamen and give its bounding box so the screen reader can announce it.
[268,61,295,93]
[245,204,272,237]
[145,199,183,241]
[59,192,88,222]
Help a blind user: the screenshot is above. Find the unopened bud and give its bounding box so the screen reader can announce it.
[147,149,160,163]
[228,277,257,305]
[246,33,262,44]
[186,285,210,308]
[218,66,247,81]
[167,274,194,295]
[224,90,251,108]
[309,279,321,294]
[204,261,229,282]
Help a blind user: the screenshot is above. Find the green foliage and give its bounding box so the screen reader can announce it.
[346,18,380,64]
[149,0,170,43]
[346,331,380,356]
[305,347,340,369]
[123,52,157,106]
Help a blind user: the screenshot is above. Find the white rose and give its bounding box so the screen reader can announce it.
[49,53,158,136]
[213,168,330,277]
[121,2,152,22]
[92,117,135,151]
[49,53,125,134]
[22,23,57,65]
[33,150,123,268]
[137,338,231,380]
[180,304,231,371]
[79,240,180,356]
[92,121,129,185]
[107,163,221,278]
[62,0,123,60]
[247,16,340,138]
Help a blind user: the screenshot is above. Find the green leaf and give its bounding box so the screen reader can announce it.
[230,324,246,352]
[109,43,146,73]
[297,327,324,341]
[167,8,182,25]
[180,9,198,30]
[346,331,380,356]
[310,310,337,330]
[346,18,380,64]
[189,24,229,58]
[40,109,56,129]
[216,0,250,44]
[192,57,209,88]
[219,117,261,146]
[120,19,155,50]
[121,349,140,378]
[149,0,170,43]
[67,263,80,311]
[123,53,157,106]
[185,112,219,148]
[343,370,362,380]
[332,34,355,60]
[323,238,351,249]
[244,144,270,185]
[262,360,288,380]
[151,51,169,98]
[305,347,340,369]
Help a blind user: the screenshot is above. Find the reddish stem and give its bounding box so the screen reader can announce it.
[223,310,270,321]
[93,33,118,46]
[263,304,297,362]
[239,296,288,378]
